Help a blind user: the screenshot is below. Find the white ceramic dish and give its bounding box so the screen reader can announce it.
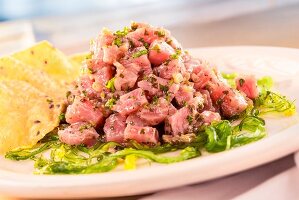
[0,46,299,199]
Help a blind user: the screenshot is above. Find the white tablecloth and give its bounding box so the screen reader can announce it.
[141,153,299,200]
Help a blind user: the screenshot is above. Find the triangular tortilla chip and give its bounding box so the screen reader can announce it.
[0,80,62,154]
[12,41,79,83]
[0,56,66,100]
[69,52,90,66]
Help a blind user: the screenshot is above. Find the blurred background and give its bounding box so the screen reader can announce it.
[0,0,299,55]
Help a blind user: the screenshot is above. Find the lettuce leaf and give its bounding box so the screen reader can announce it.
[221,72,238,88]
[255,91,296,116]
[257,76,273,91]
[205,116,266,153]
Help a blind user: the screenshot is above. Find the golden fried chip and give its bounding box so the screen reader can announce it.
[0,56,66,100]
[68,52,91,77]
[0,80,62,154]
[69,52,90,66]
[12,41,79,83]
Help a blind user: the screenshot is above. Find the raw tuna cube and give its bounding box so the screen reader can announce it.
[191,63,217,90]
[112,88,148,116]
[167,83,180,101]
[137,74,169,97]
[77,75,97,98]
[58,122,99,147]
[137,79,160,97]
[136,98,170,125]
[236,75,259,99]
[127,27,159,47]
[209,83,248,117]
[155,58,184,79]
[124,125,159,144]
[120,47,152,75]
[96,28,114,47]
[221,90,248,117]
[94,66,114,85]
[167,107,191,135]
[149,40,175,66]
[200,89,216,112]
[183,55,202,73]
[103,113,127,143]
[131,22,170,40]
[168,104,177,115]
[126,114,149,126]
[102,45,122,65]
[65,97,104,126]
[189,95,205,111]
[114,64,138,91]
[175,84,194,106]
[126,27,147,47]
[166,36,182,50]
[200,111,221,125]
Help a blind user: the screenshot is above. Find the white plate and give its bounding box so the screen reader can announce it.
[1,46,299,199]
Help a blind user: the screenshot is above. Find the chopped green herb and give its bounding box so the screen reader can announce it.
[216,98,224,105]
[82,90,87,97]
[113,38,122,47]
[170,49,181,59]
[138,38,149,49]
[159,84,169,93]
[79,124,92,132]
[128,39,135,48]
[114,27,129,37]
[182,101,188,107]
[155,30,165,37]
[152,95,159,105]
[106,77,116,92]
[151,44,161,53]
[131,22,138,30]
[239,78,245,87]
[165,92,171,102]
[59,113,65,122]
[132,49,148,58]
[187,115,193,125]
[105,97,117,109]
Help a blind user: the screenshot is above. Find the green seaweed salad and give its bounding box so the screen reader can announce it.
[5,75,296,174]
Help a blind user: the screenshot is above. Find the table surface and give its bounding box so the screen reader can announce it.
[27,0,299,54]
